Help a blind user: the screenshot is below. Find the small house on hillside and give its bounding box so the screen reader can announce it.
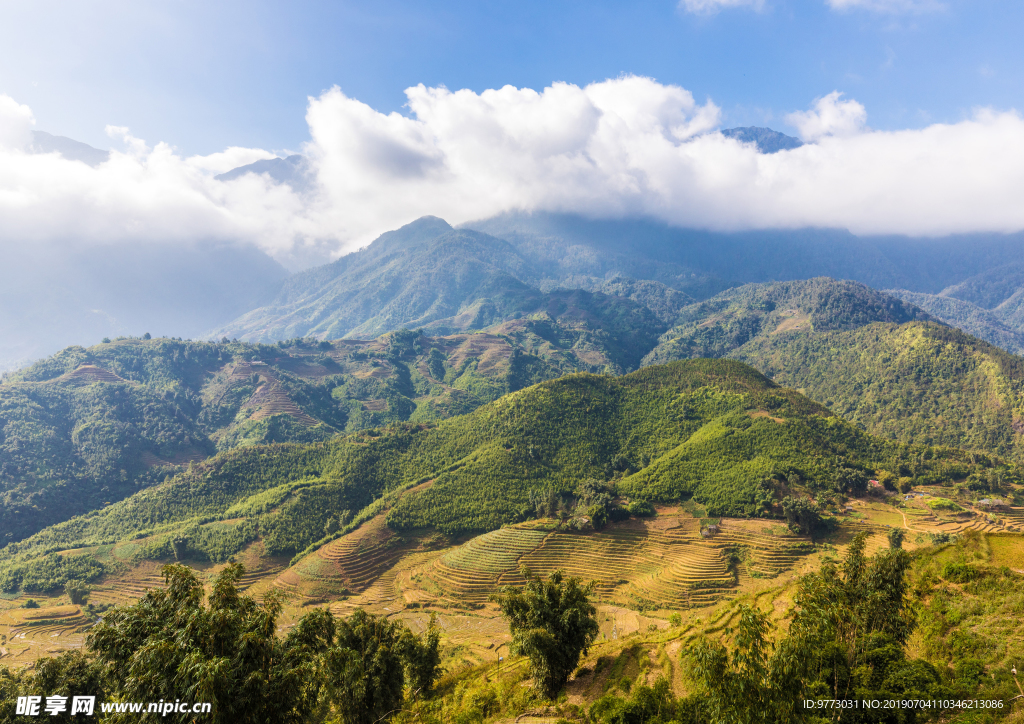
[976,498,1009,511]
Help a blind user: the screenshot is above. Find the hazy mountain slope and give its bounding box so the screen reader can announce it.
[996,289,1024,331]
[734,323,1024,461]
[465,212,1024,296]
[213,217,535,341]
[642,278,932,363]
[938,262,1024,310]
[2,358,1004,593]
[0,241,287,373]
[884,289,1024,354]
[539,276,694,325]
[30,131,109,166]
[213,217,669,366]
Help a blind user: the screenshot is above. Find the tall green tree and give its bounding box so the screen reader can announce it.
[686,605,808,724]
[492,568,599,699]
[324,610,407,724]
[88,563,335,724]
[398,613,443,698]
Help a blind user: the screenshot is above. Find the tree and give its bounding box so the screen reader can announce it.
[324,609,407,724]
[399,613,443,697]
[492,568,599,699]
[781,496,821,536]
[686,605,808,724]
[88,563,335,724]
[64,579,89,605]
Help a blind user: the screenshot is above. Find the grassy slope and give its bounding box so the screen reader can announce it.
[1,359,1011,594]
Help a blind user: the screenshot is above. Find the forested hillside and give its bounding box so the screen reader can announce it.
[735,323,1024,460]
[1,359,1011,595]
[1,324,652,547]
[884,290,1024,354]
[642,278,932,364]
[641,279,1024,461]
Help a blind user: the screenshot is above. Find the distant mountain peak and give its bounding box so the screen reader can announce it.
[30,131,110,167]
[721,127,803,154]
[214,154,310,190]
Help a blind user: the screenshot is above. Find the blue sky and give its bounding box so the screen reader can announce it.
[1,0,1020,155]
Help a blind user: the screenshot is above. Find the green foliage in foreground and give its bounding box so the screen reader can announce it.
[492,569,599,699]
[0,564,442,724]
[1,359,1014,593]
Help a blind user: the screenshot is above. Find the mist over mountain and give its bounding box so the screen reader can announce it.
[0,241,286,372]
[29,131,109,166]
[214,154,311,191]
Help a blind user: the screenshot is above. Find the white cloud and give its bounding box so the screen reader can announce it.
[4,79,1024,268]
[785,91,867,141]
[0,94,35,150]
[827,0,943,12]
[679,0,765,13]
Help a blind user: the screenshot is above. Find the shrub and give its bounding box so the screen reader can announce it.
[942,562,978,583]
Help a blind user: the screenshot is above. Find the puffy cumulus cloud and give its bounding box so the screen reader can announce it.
[0,94,35,150]
[827,0,944,12]
[785,91,867,141]
[303,79,1024,239]
[5,78,1024,268]
[678,0,765,13]
[306,76,723,231]
[0,111,314,264]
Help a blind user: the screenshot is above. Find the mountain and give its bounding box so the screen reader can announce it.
[1,358,1004,594]
[721,126,803,153]
[734,322,1024,461]
[641,279,1024,461]
[0,241,287,373]
[642,278,933,363]
[29,131,109,166]
[212,217,673,369]
[881,264,1024,351]
[937,262,1024,310]
[465,212,1024,296]
[214,154,310,191]
[883,289,1024,354]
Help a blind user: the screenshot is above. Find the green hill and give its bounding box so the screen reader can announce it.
[1,359,1010,594]
[0,313,671,547]
[884,290,1024,354]
[642,278,932,364]
[642,279,1024,461]
[734,323,1024,461]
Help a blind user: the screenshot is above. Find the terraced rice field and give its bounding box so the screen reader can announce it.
[421,515,815,610]
[0,604,91,665]
[276,517,414,602]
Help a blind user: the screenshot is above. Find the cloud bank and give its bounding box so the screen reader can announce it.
[2,75,1024,268]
